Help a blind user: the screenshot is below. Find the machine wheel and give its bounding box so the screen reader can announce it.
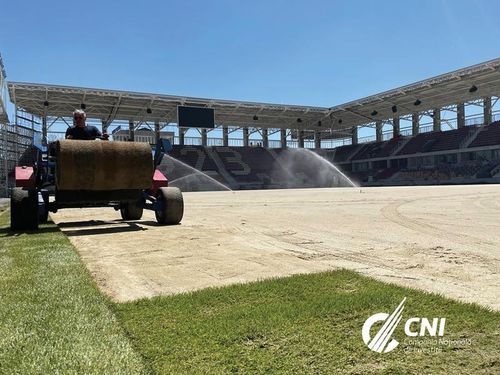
[10,188,39,231]
[155,187,183,225]
[39,190,50,223]
[120,199,144,220]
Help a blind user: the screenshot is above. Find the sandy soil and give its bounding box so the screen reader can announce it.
[51,185,500,310]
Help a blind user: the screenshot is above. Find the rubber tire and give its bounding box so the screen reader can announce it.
[155,187,184,225]
[10,188,39,231]
[120,200,144,220]
[39,190,50,223]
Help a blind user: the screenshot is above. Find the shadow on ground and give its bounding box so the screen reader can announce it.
[0,226,61,237]
[60,221,148,236]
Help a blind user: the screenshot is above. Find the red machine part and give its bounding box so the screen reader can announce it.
[15,166,35,189]
[149,169,169,195]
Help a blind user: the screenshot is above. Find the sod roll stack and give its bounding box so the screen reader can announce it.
[56,140,154,190]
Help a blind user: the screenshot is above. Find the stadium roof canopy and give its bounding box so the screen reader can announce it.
[7,57,500,134]
[327,57,500,128]
[7,82,330,130]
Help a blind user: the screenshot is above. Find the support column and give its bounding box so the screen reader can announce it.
[433,108,441,132]
[178,127,185,146]
[412,113,419,135]
[314,130,321,149]
[298,130,304,148]
[262,128,269,148]
[128,120,134,141]
[201,128,207,146]
[154,121,161,144]
[457,103,465,128]
[222,126,229,146]
[243,127,249,147]
[42,116,47,144]
[375,120,382,142]
[101,120,109,136]
[483,97,492,125]
[280,129,287,148]
[393,116,400,138]
[351,126,358,145]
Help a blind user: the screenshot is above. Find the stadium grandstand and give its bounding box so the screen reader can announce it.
[2,57,500,194]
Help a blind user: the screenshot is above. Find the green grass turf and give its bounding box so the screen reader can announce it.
[0,210,148,374]
[1,207,499,374]
[114,271,500,374]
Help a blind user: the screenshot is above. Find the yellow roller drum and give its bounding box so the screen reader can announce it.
[56,140,154,190]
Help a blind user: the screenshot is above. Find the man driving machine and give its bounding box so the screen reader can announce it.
[65,109,108,140]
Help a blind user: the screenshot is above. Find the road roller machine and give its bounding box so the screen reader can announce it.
[10,138,183,230]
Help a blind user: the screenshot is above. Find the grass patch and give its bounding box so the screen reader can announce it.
[0,211,148,374]
[1,206,498,374]
[115,271,499,374]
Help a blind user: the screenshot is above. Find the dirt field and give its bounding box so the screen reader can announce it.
[51,185,500,310]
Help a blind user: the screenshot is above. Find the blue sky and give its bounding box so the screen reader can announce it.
[1,0,500,138]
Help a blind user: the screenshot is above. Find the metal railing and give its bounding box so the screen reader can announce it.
[419,124,434,134]
[358,135,376,144]
[400,128,413,136]
[206,138,223,146]
[465,116,484,126]
[382,132,393,141]
[321,138,352,149]
[229,139,244,147]
[173,136,285,148]
[268,140,282,148]
[177,136,203,146]
[47,132,66,142]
